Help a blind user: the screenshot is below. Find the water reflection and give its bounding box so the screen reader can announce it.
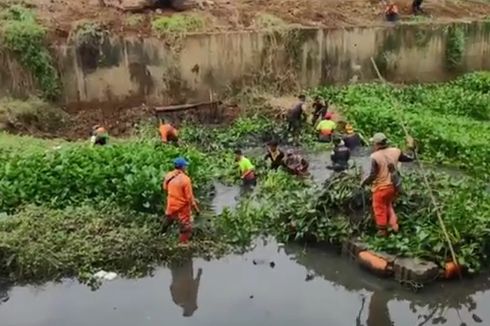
[169,258,202,317]
[366,291,392,326]
[211,182,240,215]
[284,243,488,325]
[0,241,489,326]
[0,283,9,304]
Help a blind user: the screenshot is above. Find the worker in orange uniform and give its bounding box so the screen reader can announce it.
[90,125,109,146]
[159,118,179,144]
[361,133,415,236]
[385,1,399,22]
[162,157,200,245]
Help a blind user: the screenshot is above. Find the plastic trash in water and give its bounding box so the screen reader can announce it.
[93,270,118,281]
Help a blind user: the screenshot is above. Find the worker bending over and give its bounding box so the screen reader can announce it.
[312,96,328,126]
[90,125,109,146]
[328,137,351,172]
[264,140,285,170]
[361,133,415,237]
[235,149,257,187]
[283,149,309,176]
[385,1,399,22]
[162,157,200,245]
[287,95,307,140]
[342,123,363,151]
[316,113,336,142]
[159,118,179,144]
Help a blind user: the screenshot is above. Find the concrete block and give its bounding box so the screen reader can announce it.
[374,251,397,264]
[342,238,368,259]
[394,257,440,283]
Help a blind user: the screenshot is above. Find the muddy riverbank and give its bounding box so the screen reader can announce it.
[1,239,488,326]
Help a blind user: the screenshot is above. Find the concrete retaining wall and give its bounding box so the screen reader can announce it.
[1,21,489,106]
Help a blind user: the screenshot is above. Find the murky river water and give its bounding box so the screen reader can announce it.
[1,239,488,326]
[1,147,481,326]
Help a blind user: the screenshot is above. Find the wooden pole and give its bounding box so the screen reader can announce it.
[370,57,462,279]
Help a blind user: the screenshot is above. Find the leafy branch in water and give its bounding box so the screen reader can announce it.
[0,5,60,100]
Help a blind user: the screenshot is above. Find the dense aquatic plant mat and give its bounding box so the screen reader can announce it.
[1,168,488,282]
[0,204,229,282]
[266,169,490,272]
[0,140,213,213]
[178,116,318,151]
[206,166,490,272]
[314,72,490,179]
[1,79,489,281]
[0,116,317,214]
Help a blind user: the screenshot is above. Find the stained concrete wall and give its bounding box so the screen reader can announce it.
[1,21,490,106]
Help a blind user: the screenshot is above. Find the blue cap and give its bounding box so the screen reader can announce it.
[173,157,189,168]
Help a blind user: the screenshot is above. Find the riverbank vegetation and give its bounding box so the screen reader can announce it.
[0,72,489,283]
[0,6,60,100]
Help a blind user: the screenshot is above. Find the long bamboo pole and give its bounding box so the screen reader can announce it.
[369,57,461,278]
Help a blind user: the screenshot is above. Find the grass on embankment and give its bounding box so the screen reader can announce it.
[152,13,206,36]
[0,97,67,136]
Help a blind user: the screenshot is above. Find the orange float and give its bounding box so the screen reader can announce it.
[444,261,462,279]
[358,251,390,275]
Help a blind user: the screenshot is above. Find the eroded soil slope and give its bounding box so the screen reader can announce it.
[16,0,490,38]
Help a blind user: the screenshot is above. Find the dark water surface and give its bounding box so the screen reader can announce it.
[1,240,488,326]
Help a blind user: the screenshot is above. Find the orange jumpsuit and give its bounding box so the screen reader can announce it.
[160,123,178,143]
[370,148,401,232]
[163,169,196,243]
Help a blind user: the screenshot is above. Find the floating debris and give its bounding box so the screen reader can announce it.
[93,271,118,281]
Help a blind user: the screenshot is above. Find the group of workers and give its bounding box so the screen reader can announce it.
[285,94,363,172]
[384,0,424,22]
[90,95,415,245]
[90,118,179,146]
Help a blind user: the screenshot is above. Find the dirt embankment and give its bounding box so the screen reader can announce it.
[3,93,341,140]
[25,0,490,39]
[2,0,489,139]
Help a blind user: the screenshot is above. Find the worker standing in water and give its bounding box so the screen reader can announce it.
[287,95,307,141]
[283,149,309,176]
[235,149,257,188]
[361,133,415,236]
[312,96,328,126]
[159,118,179,144]
[342,123,363,151]
[328,136,351,172]
[316,113,336,142]
[90,125,109,146]
[264,140,285,170]
[162,157,200,246]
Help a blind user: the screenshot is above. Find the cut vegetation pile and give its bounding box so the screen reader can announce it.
[0,73,489,283]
